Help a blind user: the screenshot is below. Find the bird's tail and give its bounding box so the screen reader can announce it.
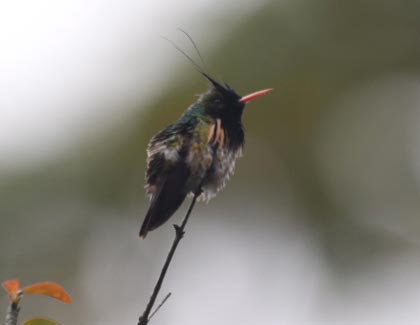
[140,163,190,238]
[140,190,188,238]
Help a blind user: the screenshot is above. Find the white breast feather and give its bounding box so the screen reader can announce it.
[201,147,241,202]
[148,138,180,163]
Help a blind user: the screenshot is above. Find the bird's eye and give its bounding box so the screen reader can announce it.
[213,98,222,105]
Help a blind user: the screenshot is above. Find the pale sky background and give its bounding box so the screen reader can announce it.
[2,1,420,325]
[0,0,263,171]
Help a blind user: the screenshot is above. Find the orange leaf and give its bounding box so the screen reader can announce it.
[22,282,71,304]
[2,279,20,302]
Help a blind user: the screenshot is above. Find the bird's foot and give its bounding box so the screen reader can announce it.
[173,224,185,238]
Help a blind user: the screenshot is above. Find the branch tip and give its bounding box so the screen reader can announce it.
[138,190,200,325]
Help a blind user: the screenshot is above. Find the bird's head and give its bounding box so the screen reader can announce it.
[198,73,272,123]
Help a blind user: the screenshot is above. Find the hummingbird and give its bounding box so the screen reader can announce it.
[140,72,272,238]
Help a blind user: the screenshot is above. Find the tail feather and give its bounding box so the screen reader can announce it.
[140,162,190,238]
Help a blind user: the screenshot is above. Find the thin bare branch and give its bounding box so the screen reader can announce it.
[148,292,172,321]
[138,191,200,325]
[4,302,19,325]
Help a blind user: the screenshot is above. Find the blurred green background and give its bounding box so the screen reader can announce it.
[2,0,420,324]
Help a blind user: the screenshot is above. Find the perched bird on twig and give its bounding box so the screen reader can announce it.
[140,71,272,238]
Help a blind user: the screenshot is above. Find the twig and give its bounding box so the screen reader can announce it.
[4,302,19,325]
[138,191,200,325]
[148,292,171,321]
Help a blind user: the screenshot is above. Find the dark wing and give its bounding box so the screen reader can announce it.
[140,160,190,238]
[140,120,195,238]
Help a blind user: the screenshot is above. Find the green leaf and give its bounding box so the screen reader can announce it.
[24,317,58,325]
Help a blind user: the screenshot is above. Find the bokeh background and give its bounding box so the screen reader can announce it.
[2,0,420,324]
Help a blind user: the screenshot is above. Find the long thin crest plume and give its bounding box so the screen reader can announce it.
[162,31,239,98]
[161,31,228,92]
[177,28,208,73]
[161,35,205,75]
[201,72,230,94]
[176,30,240,97]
